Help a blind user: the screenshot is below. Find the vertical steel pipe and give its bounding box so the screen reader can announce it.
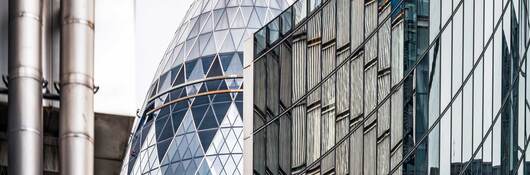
[7,0,43,175]
[59,0,95,174]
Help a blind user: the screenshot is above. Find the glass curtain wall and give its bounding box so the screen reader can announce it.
[250,0,530,174]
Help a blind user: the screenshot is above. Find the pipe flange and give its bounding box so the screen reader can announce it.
[61,73,94,89]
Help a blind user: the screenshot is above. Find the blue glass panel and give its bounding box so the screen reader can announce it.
[220,53,233,71]
[169,88,183,101]
[157,139,172,160]
[155,115,169,139]
[172,110,187,132]
[235,102,243,117]
[198,83,208,93]
[213,102,231,124]
[191,105,208,126]
[173,66,186,86]
[198,130,217,150]
[171,101,188,113]
[170,65,182,83]
[235,92,243,101]
[217,80,228,90]
[199,108,219,130]
[207,57,224,77]
[205,80,223,91]
[159,106,171,118]
[185,59,198,80]
[193,95,210,106]
[202,56,214,73]
[213,93,232,103]
[159,117,174,141]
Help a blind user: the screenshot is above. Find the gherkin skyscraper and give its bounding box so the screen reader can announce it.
[120,0,288,174]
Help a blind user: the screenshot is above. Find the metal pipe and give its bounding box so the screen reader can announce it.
[59,0,95,174]
[7,0,43,174]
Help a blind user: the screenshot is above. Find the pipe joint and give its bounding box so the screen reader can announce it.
[8,127,42,136]
[62,17,94,30]
[9,66,42,81]
[60,132,95,144]
[61,73,94,89]
[15,11,41,23]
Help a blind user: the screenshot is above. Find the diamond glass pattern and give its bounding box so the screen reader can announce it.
[121,0,288,174]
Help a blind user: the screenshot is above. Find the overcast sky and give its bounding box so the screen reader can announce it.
[135,0,195,110]
[93,0,194,116]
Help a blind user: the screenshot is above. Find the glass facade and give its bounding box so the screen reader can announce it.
[247,0,530,174]
[120,0,288,174]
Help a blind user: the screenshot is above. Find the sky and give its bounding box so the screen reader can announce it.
[135,0,195,111]
[94,0,136,116]
[93,0,194,116]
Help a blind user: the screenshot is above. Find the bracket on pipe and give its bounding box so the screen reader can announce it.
[2,75,8,87]
[136,109,141,118]
[93,86,99,94]
[53,82,60,93]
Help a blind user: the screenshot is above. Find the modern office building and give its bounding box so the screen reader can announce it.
[0,0,136,174]
[244,0,530,174]
[120,0,288,174]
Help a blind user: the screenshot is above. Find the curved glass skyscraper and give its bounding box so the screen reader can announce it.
[120,0,288,174]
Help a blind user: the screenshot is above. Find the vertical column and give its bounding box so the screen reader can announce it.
[7,0,43,174]
[59,0,95,174]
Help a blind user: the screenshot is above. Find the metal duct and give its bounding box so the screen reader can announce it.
[59,0,95,174]
[7,0,43,174]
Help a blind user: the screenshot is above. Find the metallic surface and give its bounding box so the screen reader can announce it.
[7,0,43,174]
[59,0,95,174]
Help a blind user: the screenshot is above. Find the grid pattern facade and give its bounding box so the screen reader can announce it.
[120,0,288,174]
[247,0,530,175]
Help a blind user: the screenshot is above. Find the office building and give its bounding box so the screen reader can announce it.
[120,0,289,174]
[243,0,530,174]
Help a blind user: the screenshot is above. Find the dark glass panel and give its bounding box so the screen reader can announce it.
[217,80,228,90]
[171,101,188,113]
[193,95,210,106]
[199,108,219,130]
[169,88,183,101]
[155,115,169,140]
[220,53,234,71]
[206,79,223,91]
[198,83,208,93]
[157,139,172,160]
[235,102,243,118]
[191,105,209,127]
[213,102,231,124]
[198,130,217,150]
[159,106,171,118]
[268,17,280,44]
[207,56,224,77]
[170,65,182,84]
[255,27,267,55]
[213,93,232,103]
[280,7,293,35]
[159,116,174,141]
[185,59,199,80]
[172,110,187,132]
[202,56,214,73]
[235,92,243,101]
[173,66,186,87]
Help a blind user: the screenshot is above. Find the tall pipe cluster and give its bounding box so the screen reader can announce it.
[7,0,95,174]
